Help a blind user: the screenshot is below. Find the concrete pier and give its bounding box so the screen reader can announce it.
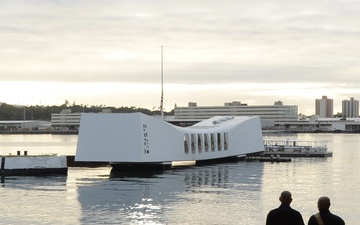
[0,155,67,176]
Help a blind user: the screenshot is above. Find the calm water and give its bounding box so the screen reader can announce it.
[0,133,359,225]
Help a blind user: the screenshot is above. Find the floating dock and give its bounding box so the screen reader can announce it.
[1,155,68,176]
[260,140,333,157]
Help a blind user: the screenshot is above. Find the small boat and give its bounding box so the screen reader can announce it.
[262,139,332,157]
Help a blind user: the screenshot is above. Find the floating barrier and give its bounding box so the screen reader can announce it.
[1,153,68,176]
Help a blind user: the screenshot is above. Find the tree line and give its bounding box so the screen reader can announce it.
[0,103,173,121]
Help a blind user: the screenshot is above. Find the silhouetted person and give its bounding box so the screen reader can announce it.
[308,196,345,225]
[266,190,304,225]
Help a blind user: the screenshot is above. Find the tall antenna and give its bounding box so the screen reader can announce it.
[160,46,164,117]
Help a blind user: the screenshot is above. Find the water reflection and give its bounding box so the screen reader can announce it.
[183,165,230,189]
[109,169,164,179]
[77,170,172,224]
[0,174,76,225]
[1,174,67,187]
[76,162,264,224]
[165,163,264,224]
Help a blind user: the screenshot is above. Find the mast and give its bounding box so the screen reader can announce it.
[160,46,164,117]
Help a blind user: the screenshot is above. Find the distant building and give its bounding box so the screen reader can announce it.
[0,120,51,131]
[51,109,82,130]
[342,97,359,118]
[315,96,333,118]
[224,101,247,106]
[274,101,283,106]
[174,101,298,122]
[274,116,360,132]
[51,108,113,129]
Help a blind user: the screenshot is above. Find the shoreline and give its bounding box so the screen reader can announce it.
[0,130,78,135]
[1,130,359,135]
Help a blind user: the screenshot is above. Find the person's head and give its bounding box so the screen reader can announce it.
[317,196,331,210]
[279,191,292,205]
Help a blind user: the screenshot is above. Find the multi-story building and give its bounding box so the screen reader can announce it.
[174,101,298,122]
[315,96,333,118]
[51,109,82,129]
[342,97,359,118]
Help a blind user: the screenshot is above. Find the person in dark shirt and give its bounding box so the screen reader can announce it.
[266,190,304,225]
[308,196,345,225]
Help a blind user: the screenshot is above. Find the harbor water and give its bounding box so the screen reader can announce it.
[0,133,359,224]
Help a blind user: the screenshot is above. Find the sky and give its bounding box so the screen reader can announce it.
[1,0,360,115]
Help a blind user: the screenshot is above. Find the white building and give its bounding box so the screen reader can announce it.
[51,109,82,129]
[76,113,264,168]
[342,97,359,118]
[174,101,298,122]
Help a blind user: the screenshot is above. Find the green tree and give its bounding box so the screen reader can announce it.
[0,102,174,121]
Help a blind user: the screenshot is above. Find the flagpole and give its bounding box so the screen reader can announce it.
[160,46,164,117]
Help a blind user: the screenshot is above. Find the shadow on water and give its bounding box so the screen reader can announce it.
[1,174,67,189]
[109,169,166,179]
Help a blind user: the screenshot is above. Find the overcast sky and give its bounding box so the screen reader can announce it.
[1,0,360,114]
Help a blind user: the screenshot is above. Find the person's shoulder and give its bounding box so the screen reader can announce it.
[307,215,317,225]
[267,207,279,214]
[331,213,345,224]
[290,207,303,215]
[290,208,304,223]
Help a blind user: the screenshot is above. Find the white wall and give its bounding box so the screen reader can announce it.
[4,156,67,169]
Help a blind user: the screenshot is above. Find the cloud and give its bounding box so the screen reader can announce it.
[1,0,360,113]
